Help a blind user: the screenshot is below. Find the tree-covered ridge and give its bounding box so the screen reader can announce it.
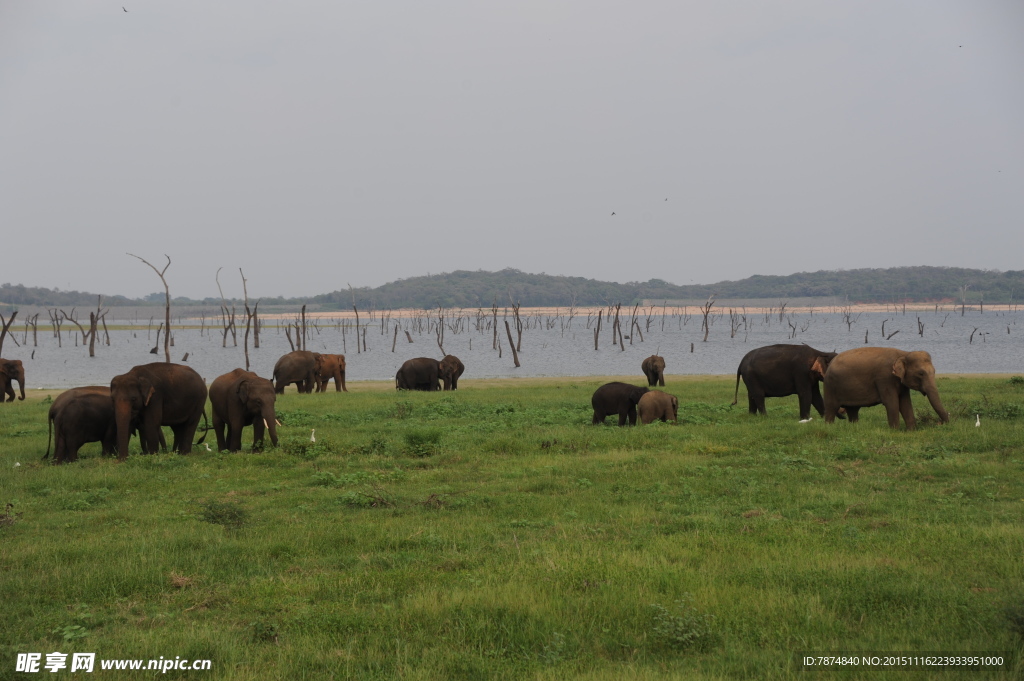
[3,266,1022,310]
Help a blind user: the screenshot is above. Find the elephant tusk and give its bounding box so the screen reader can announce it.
[263,418,269,430]
[276,419,283,427]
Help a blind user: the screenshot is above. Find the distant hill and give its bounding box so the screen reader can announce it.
[2,267,1022,311]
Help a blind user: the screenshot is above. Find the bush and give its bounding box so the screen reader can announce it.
[649,595,715,652]
[404,429,443,457]
[197,499,248,529]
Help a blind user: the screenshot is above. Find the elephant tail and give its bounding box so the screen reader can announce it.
[731,368,741,406]
[193,411,210,447]
[43,411,53,460]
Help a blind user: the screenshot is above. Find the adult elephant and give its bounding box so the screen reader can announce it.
[0,358,25,401]
[638,390,678,424]
[273,351,322,394]
[591,382,649,426]
[439,355,465,391]
[396,357,441,391]
[45,386,116,464]
[823,347,949,430]
[641,355,666,387]
[733,344,838,420]
[110,363,208,459]
[209,369,279,452]
[315,354,348,393]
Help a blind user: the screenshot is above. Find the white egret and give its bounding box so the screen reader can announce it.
[310,429,316,443]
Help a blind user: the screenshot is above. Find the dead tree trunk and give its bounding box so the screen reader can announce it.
[504,320,520,367]
[0,311,16,356]
[131,253,172,362]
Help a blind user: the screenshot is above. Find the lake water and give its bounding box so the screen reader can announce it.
[4,308,1022,390]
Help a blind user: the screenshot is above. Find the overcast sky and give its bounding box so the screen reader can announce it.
[2,1,1022,300]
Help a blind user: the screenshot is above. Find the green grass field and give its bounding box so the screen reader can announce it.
[2,375,1023,680]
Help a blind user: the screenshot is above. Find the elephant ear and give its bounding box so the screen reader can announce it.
[892,357,907,380]
[237,379,250,404]
[810,357,828,379]
[139,376,156,406]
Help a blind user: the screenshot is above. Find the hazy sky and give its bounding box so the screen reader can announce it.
[2,1,1022,300]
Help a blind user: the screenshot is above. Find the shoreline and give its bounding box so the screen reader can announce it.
[18,372,1019,396]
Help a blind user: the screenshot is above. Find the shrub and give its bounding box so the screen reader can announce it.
[197,499,248,529]
[404,429,443,457]
[649,595,714,652]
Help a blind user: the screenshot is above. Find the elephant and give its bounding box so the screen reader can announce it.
[641,355,666,387]
[439,355,465,391]
[209,369,279,452]
[0,358,25,401]
[315,354,348,393]
[591,382,649,426]
[396,357,442,391]
[110,363,208,459]
[823,347,950,430]
[733,344,839,420]
[638,390,678,424]
[273,351,323,394]
[44,386,116,464]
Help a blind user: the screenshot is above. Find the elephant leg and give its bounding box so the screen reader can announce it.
[823,394,840,424]
[617,407,629,426]
[178,418,201,454]
[797,390,813,421]
[658,373,664,387]
[451,376,457,390]
[592,410,605,425]
[228,420,244,452]
[899,390,916,431]
[252,418,265,449]
[627,405,638,426]
[846,407,860,422]
[810,383,826,417]
[213,415,227,452]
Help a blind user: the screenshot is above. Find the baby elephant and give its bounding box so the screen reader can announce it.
[591,382,649,426]
[45,386,117,464]
[638,390,678,424]
[210,369,279,452]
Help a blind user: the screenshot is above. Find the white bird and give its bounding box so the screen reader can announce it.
[799,418,813,424]
[14,462,20,468]
[310,429,316,443]
[203,442,212,452]
[975,414,981,427]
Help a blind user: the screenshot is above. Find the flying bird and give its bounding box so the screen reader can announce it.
[611,212,616,216]
[123,6,128,11]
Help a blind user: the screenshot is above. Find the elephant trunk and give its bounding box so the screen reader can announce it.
[264,408,279,446]
[114,401,133,460]
[17,369,25,400]
[924,386,950,424]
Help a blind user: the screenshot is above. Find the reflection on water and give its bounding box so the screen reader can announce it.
[6,309,1023,389]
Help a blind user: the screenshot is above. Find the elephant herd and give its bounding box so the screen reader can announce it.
[39,350,469,464]
[595,346,950,432]
[24,342,951,465]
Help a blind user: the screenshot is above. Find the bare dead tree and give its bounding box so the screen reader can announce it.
[436,306,446,355]
[128,253,172,362]
[0,311,17,356]
[507,292,523,351]
[917,316,925,337]
[240,268,259,371]
[700,295,716,342]
[301,305,308,351]
[392,325,398,352]
[504,320,520,367]
[215,267,238,347]
[492,301,499,350]
[959,283,970,316]
[348,285,360,354]
[593,309,602,350]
